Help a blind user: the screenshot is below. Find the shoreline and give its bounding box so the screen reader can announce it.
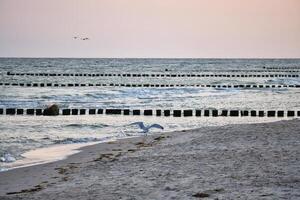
[0,116,286,172]
[0,140,113,172]
[0,119,299,199]
[0,130,164,197]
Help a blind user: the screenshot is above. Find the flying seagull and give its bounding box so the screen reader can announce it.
[130,122,164,134]
[73,36,90,40]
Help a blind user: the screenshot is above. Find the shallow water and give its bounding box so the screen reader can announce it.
[0,58,299,170]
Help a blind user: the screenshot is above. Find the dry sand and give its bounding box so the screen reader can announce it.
[0,119,299,200]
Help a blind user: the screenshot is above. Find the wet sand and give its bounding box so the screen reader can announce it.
[0,141,110,171]
[0,119,300,199]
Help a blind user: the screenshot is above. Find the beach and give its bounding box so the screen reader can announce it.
[1,58,300,166]
[1,119,299,199]
[1,0,300,199]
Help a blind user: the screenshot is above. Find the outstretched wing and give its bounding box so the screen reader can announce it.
[129,122,145,129]
[148,124,164,130]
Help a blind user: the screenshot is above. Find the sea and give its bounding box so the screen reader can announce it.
[0,58,300,171]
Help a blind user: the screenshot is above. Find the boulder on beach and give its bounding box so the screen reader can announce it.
[43,104,59,116]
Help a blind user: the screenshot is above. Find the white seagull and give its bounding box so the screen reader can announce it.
[130,122,164,134]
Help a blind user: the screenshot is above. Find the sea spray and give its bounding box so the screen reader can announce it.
[0,153,16,163]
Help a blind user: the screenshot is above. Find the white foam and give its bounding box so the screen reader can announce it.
[1,138,116,171]
[0,115,292,172]
[0,153,16,163]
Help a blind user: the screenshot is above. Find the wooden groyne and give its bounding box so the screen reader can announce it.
[1,108,299,118]
[6,71,300,78]
[1,82,300,88]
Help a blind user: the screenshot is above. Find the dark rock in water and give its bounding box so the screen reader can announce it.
[43,104,59,116]
[192,192,210,198]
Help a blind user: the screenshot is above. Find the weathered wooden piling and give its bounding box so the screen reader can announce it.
[258,111,264,117]
[89,109,96,115]
[195,110,201,117]
[241,110,249,117]
[277,110,284,117]
[221,110,228,116]
[184,110,193,117]
[212,110,218,117]
[144,110,153,116]
[173,110,181,117]
[133,110,140,115]
[251,110,257,117]
[80,109,86,115]
[204,110,209,117]
[26,109,35,115]
[17,109,23,115]
[164,110,170,116]
[156,110,162,116]
[36,109,43,116]
[287,111,295,117]
[72,109,78,115]
[267,111,276,117]
[123,109,130,115]
[106,109,121,115]
[62,109,71,115]
[230,110,239,117]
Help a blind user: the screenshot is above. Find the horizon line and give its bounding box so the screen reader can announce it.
[0,57,300,59]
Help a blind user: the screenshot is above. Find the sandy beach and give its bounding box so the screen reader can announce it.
[1,0,300,199]
[0,119,300,200]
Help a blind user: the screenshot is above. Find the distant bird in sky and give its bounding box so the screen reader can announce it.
[129,122,164,134]
[73,36,90,41]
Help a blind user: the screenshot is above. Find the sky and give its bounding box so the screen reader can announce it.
[0,0,300,58]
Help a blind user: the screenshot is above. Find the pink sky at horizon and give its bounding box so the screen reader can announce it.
[0,0,299,58]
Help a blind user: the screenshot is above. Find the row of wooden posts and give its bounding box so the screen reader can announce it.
[262,67,300,70]
[1,82,300,88]
[6,72,299,78]
[1,108,299,117]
